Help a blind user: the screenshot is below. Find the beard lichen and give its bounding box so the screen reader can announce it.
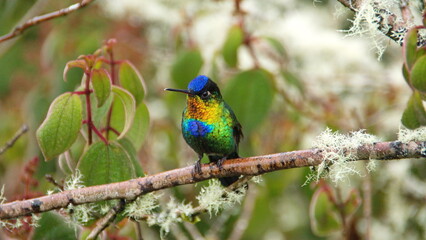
[305,128,380,185]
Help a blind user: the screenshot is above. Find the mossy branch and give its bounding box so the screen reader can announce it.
[1,140,426,220]
[337,0,426,47]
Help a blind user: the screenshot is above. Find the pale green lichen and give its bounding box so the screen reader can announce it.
[62,170,96,225]
[197,179,246,216]
[398,126,426,143]
[67,204,96,225]
[306,128,380,184]
[0,186,40,229]
[124,193,160,219]
[64,169,85,190]
[251,176,263,184]
[341,0,406,59]
[146,198,193,238]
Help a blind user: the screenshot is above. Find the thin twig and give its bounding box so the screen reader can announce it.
[87,199,126,240]
[362,163,372,240]
[45,175,64,191]
[0,0,95,44]
[227,186,258,240]
[134,220,144,240]
[1,140,426,220]
[0,125,29,155]
[183,222,204,240]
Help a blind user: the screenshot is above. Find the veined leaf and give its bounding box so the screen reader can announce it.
[112,86,136,139]
[37,93,83,160]
[118,138,144,177]
[126,103,150,151]
[78,141,136,186]
[91,68,112,107]
[119,60,146,105]
[222,25,244,67]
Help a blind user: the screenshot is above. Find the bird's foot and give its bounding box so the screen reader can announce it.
[194,161,202,175]
[217,157,226,170]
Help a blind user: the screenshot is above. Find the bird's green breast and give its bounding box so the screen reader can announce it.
[181,98,236,156]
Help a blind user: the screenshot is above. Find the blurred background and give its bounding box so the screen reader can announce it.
[1,0,425,239]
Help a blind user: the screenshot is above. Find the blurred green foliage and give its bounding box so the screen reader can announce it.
[1,0,426,240]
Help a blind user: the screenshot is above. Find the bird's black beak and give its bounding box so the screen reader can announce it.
[164,88,193,95]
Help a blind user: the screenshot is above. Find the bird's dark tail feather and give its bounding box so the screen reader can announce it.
[209,152,241,187]
[219,176,240,187]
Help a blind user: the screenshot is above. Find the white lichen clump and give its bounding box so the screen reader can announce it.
[64,169,85,190]
[197,179,246,216]
[124,193,160,219]
[62,170,94,225]
[0,186,40,229]
[309,128,380,184]
[342,0,406,59]
[146,198,194,237]
[398,126,426,143]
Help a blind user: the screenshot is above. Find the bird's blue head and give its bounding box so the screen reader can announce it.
[164,75,221,100]
[188,75,209,93]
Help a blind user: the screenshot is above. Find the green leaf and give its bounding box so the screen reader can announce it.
[404,28,418,70]
[33,212,78,240]
[402,64,410,85]
[78,141,136,186]
[112,86,136,139]
[37,93,83,160]
[118,138,144,177]
[264,36,288,59]
[343,189,361,217]
[119,60,146,105]
[402,91,426,129]
[91,68,111,107]
[309,188,341,237]
[92,94,113,127]
[63,59,86,82]
[281,70,304,94]
[411,55,426,92]
[109,96,125,140]
[222,25,244,67]
[171,49,204,89]
[224,69,274,134]
[126,102,150,151]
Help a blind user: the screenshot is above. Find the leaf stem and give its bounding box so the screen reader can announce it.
[91,123,108,145]
[85,70,93,145]
[105,43,116,140]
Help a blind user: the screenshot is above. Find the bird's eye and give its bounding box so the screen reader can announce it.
[201,91,211,98]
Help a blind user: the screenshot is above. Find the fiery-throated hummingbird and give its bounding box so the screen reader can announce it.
[165,75,243,186]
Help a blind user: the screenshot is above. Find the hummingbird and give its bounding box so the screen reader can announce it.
[165,75,243,186]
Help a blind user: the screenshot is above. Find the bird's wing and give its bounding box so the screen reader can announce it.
[224,102,243,146]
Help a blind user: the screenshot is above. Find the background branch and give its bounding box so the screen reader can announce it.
[1,140,425,220]
[337,0,426,46]
[0,124,29,156]
[0,0,95,44]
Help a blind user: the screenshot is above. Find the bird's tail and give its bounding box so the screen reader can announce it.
[209,152,241,187]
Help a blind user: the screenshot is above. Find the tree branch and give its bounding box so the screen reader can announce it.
[1,140,425,220]
[336,0,426,46]
[86,199,126,240]
[0,124,29,156]
[0,0,95,44]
